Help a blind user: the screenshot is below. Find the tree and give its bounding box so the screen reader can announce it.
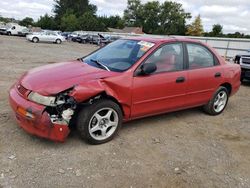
[98,15,125,29]
[186,15,204,36]
[36,14,57,30]
[0,15,10,23]
[211,24,223,37]
[19,17,34,27]
[54,0,97,21]
[124,0,143,26]
[60,12,79,31]
[123,0,191,35]
[78,12,105,31]
[140,1,160,34]
[157,1,191,35]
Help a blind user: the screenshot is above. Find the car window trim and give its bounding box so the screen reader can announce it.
[184,42,220,70]
[134,41,186,77]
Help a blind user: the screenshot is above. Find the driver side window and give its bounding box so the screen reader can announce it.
[144,43,184,73]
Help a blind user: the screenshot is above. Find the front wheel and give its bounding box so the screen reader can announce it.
[56,39,62,44]
[203,86,229,115]
[77,99,123,144]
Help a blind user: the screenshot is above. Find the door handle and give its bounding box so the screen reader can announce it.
[176,77,185,83]
[215,72,221,78]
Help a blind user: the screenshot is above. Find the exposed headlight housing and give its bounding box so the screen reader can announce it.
[28,92,56,106]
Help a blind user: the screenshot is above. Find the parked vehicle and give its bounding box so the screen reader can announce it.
[87,34,110,46]
[6,23,27,36]
[68,31,84,41]
[0,28,7,35]
[234,50,250,81]
[107,36,121,43]
[26,31,65,44]
[17,28,31,37]
[61,32,72,40]
[9,37,241,144]
[72,34,91,43]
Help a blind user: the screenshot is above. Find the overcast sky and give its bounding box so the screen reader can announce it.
[0,0,249,34]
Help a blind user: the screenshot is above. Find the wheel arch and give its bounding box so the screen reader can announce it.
[220,82,232,95]
[79,91,126,116]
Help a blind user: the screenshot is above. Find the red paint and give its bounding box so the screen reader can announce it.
[9,37,241,142]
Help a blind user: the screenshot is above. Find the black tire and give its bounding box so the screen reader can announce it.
[56,39,62,44]
[7,32,11,36]
[32,37,39,43]
[77,99,123,144]
[203,86,229,115]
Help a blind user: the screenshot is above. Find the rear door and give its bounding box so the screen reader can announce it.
[131,42,188,118]
[185,43,223,106]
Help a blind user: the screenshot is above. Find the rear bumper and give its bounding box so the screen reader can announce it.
[9,86,70,142]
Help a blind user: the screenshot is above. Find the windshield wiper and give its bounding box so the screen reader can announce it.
[90,59,110,71]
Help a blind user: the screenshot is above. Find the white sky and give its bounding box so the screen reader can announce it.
[0,0,249,34]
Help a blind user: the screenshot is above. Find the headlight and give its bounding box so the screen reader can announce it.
[28,92,56,106]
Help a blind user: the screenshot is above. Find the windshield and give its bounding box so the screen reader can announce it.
[83,39,155,72]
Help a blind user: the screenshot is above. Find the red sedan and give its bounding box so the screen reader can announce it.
[9,37,241,144]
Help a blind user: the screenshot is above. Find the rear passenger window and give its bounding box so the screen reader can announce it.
[144,43,184,73]
[187,43,214,69]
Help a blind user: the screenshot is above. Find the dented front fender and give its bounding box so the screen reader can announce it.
[69,74,133,120]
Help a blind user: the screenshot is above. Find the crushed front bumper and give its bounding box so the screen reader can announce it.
[9,86,70,142]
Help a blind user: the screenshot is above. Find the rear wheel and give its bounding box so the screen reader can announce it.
[77,99,122,144]
[203,86,229,115]
[32,37,39,43]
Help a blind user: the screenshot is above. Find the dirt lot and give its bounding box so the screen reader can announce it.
[0,35,249,188]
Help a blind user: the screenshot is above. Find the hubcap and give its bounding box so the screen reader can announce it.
[213,91,227,113]
[88,108,119,141]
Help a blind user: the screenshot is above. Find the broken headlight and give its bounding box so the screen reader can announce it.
[28,92,56,106]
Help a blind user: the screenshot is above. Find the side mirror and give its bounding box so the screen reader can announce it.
[140,63,157,75]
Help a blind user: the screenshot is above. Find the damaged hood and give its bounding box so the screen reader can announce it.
[21,60,119,95]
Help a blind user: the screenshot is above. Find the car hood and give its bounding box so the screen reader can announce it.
[21,60,119,95]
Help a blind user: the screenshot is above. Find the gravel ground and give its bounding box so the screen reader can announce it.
[0,35,250,188]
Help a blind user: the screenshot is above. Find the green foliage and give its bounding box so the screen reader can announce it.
[0,15,11,23]
[124,0,143,26]
[19,17,34,27]
[123,0,191,35]
[186,15,203,36]
[60,12,79,31]
[54,0,97,20]
[140,1,160,34]
[157,1,191,35]
[78,12,105,31]
[211,24,223,37]
[98,16,125,29]
[36,14,57,30]
[52,0,119,31]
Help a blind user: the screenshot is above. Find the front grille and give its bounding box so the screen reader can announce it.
[17,84,28,96]
[242,57,250,64]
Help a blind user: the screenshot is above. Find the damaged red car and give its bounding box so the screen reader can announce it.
[9,37,241,144]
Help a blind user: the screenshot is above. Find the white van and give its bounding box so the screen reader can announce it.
[6,23,27,36]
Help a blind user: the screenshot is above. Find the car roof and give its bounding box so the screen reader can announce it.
[125,36,202,44]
